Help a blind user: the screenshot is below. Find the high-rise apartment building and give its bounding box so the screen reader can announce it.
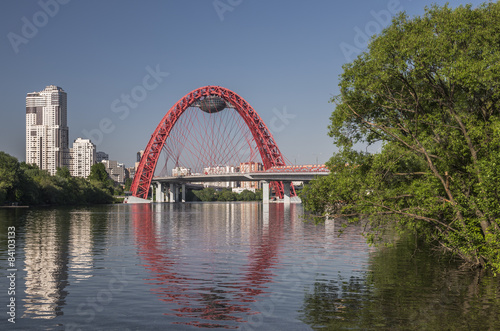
[26,85,69,175]
[70,138,96,178]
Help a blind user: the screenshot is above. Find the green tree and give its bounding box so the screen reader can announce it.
[0,152,20,204]
[88,163,114,195]
[88,163,110,182]
[56,167,71,179]
[193,187,217,201]
[17,162,42,205]
[302,3,500,272]
[0,152,113,206]
[218,189,237,201]
[238,189,257,201]
[124,178,133,191]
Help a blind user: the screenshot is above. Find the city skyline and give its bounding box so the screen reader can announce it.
[0,0,487,168]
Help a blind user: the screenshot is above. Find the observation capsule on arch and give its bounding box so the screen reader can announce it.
[197,95,227,113]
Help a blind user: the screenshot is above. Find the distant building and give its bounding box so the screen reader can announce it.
[126,167,135,180]
[202,165,238,188]
[96,151,109,163]
[135,150,144,171]
[172,166,191,177]
[101,160,125,184]
[70,138,96,178]
[203,165,237,175]
[239,162,263,190]
[26,85,69,175]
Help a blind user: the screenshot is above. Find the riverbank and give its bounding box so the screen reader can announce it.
[0,205,29,208]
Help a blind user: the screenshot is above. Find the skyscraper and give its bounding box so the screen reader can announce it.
[26,85,69,175]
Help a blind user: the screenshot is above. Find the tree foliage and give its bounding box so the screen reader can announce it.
[124,178,133,191]
[302,3,500,272]
[0,152,113,205]
[88,162,111,183]
[88,162,116,195]
[193,187,262,202]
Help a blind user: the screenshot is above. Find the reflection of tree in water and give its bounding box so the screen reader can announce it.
[300,234,500,330]
[300,274,380,329]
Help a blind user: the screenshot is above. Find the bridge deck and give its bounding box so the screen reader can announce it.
[152,170,330,183]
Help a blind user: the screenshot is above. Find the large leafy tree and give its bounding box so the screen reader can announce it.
[88,162,115,195]
[302,3,500,272]
[88,163,110,182]
[0,151,21,204]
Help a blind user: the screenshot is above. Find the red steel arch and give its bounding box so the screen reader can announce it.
[130,85,287,199]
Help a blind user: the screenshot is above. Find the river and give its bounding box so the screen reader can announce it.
[0,202,499,330]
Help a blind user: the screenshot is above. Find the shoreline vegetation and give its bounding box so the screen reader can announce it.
[0,151,114,206]
[301,2,500,274]
[191,187,262,202]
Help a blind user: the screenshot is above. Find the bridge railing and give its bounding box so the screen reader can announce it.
[258,165,330,173]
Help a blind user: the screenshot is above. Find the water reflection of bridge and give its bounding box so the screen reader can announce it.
[132,203,291,328]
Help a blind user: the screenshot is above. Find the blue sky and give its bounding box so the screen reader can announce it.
[0,0,488,168]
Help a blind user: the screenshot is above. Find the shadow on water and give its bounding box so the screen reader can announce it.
[299,230,500,330]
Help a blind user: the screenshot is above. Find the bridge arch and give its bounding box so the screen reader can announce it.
[130,85,287,199]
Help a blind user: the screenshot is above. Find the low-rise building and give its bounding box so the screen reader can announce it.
[202,165,238,188]
[172,166,191,177]
[239,162,263,190]
[102,160,126,184]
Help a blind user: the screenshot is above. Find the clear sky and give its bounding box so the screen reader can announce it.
[0,0,488,168]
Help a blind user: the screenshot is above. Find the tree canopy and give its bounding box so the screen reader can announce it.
[0,152,113,206]
[302,2,500,273]
[193,187,262,202]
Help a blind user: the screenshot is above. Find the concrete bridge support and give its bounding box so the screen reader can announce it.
[155,183,164,203]
[262,181,269,204]
[169,183,176,202]
[283,181,291,205]
[166,183,186,202]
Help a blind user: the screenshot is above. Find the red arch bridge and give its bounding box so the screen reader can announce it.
[125,86,330,204]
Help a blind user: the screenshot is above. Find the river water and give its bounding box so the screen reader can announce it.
[0,202,499,330]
